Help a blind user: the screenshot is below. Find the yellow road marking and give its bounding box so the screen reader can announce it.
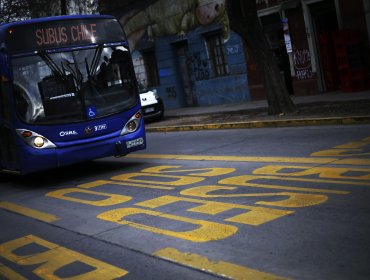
[0,202,60,223]
[311,137,370,157]
[46,188,132,207]
[78,179,174,190]
[250,174,369,186]
[0,235,128,279]
[126,154,370,165]
[181,186,329,208]
[136,195,293,226]
[311,149,370,157]
[154,247,289,280]
[98,207,238,242]
[111,172,205,186]
[142,165,236,176]
[253,165,370,181]
[219,175,349,195]
[0,262,27,280]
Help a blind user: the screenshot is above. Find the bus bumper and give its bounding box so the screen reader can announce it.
[18,132,146,175]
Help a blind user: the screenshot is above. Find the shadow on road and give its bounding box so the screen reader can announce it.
[0,159,144,188]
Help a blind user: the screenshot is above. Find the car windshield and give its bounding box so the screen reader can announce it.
[12,45,138,124]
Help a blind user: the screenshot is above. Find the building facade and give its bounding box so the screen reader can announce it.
[100,0,250,109]
[250,0,370,99]
[100,0,370,108]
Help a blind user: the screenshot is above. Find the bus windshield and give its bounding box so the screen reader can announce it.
[12,44,138,124]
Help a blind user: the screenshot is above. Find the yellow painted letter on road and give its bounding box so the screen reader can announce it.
[220,175,348,194]
[46,188,132,206]
[311,148,368,157]
[180,186,328,208]
[98,207,237,242]
[311,136,370,157]
[0,262,27,280]
[136,195,293,226]
[253,165,370,181]
[141,165,236,177]
[111,172,204,186]
[0,235,128,279]
[335,137,370,149]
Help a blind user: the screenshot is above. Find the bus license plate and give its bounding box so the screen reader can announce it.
[145,107,155,113]
[126,137,144,148]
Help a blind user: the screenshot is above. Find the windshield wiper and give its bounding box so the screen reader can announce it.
[39,50,65,81]
[61,52,83,91]
[88,44,103,77]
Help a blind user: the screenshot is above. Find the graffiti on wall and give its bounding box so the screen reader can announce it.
[226,43,241,55]
[189,52,210,81]
[166,86,177,98]
[293,49,313,80]
[120,0,230,51]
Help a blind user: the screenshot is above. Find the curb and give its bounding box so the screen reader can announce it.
[145,115,370,132]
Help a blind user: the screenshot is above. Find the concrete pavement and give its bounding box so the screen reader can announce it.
[145,90,370,132]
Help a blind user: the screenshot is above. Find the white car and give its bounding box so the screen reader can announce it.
[139,84,164,121]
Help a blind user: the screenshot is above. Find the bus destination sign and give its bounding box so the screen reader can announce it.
[35,23,98,47]
[7,18,126,54]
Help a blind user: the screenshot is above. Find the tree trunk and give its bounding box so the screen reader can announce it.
[61,0,67,15]
[227,0,296,115]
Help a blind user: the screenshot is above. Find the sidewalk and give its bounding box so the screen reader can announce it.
[145,90,370,132]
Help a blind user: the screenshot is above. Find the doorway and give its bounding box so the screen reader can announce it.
[309,0,339,91]
[173,41,195,107]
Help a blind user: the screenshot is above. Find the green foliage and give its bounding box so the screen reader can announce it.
[0,0,31,23]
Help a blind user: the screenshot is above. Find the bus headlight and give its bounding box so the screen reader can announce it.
[126,120,137,132]
[121,110,142,135]
[33,136,45,148]
[16,129,56,149]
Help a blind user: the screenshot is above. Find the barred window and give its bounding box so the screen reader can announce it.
[206,33,229,77]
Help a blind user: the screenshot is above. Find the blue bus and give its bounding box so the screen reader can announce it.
[0,15,146,175]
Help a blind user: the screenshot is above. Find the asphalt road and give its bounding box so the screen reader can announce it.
[1,124,370,280]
